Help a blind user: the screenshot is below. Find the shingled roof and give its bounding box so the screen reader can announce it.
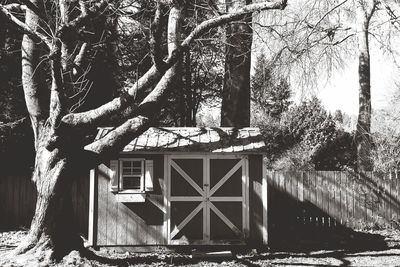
[95,127,266,153]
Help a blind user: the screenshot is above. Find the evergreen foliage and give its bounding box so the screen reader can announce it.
[251,54,291,119]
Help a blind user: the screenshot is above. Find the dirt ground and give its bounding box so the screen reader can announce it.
[1,229,400,266]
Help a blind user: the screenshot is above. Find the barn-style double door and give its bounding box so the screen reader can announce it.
[166,155,249,245]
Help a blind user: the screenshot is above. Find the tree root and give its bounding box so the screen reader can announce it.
[1,232,84,267]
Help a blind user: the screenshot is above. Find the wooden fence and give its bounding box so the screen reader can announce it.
[1,171,400,241]
[267,171,400,232]
[0,173,89,236]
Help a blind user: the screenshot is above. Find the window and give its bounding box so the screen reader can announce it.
[109,158,153,199]
[119,159,144,192]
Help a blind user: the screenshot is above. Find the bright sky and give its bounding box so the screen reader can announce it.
[319,52,400,116]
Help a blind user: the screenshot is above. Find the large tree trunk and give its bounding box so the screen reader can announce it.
[21,0,47,145]
[221,0,252,127]
[355,1,375,172]
[11,128,83,264]
[0,1,287,264]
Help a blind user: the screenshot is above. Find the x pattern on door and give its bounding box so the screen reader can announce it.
[166,155,249,245]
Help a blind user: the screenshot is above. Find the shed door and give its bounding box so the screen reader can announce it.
[166,155,249,245]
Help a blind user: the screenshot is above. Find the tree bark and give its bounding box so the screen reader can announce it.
[0,1,288,264]
[21,0,47,145]
[221,0,252,127]
[11,128,83,264]
[355,0,376,172]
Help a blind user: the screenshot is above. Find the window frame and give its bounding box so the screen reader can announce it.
[119,158,145,193]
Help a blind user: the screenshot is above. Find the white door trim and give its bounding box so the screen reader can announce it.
[165,154,249,244]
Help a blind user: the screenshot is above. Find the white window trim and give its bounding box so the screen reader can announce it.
[119,158,145,193]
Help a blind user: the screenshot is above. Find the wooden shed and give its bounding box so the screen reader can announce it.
[88,127,268,249]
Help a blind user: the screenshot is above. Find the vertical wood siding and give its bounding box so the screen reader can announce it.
[267,171,400,230]
[95,155,165,246]
[4,167,400,246]
[0,173,89,236]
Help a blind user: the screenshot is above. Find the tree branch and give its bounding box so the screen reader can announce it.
[61,0,288,129]
[57,0,109,42]
[20,0,49,146]
[84,1,184,157]
[150,3,167,72]
[3,3,26,12]
[0,4,51,48]
[19,0,46,20]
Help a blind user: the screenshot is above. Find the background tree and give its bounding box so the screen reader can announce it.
[251,53,291,119]
[221,0,253,127]
[269,97,355,170]
[354,0,377,171]
[0,0,288,264]
[251,0,400,171]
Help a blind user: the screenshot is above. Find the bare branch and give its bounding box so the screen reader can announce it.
[0,4,52,48]
[19,0,46,20]
[85,1,184,156]
[57,0,109,41]
[72,42,88,76]
[3,3,26,12]
[48,43,65,129]
[61,0,288,129]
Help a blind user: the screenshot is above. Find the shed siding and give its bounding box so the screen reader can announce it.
[95,153,265,246]
[96,154,166,246]
[248,155,263,243]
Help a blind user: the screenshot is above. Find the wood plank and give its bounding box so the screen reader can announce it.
[303,172,310,226]
[309,171,316,227]
[385,173,391,223]
[116,201,126,245]
[88,169,96,246]
[126,202,136,245]
[298,172,304,202]
[16,176,23,227]
[395,171,400,223]
[0,174,4,228]
[163,155,169,244]
[13,175,19,228]
[391,172,397,223]
[284,172,293,227]
[322,172,329,227]
[316,172,323,227]
[97,167,108,245]
[279,171,285,192]
[347,172,352,227]
[262,165,268,244]
[328,172,335,227]
[340,173,346,226]
[291,171,298,200]
[20,175,27,227]
[357,174,365,228]
[107,189,117,246]
[366,172,374,226]
[355,173,360,228]
[334,171,341,227]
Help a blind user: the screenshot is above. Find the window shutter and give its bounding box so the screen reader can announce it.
[110,160,119,192]
[145,160,154,191]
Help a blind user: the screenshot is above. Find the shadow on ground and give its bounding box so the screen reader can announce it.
[80,229,394,267]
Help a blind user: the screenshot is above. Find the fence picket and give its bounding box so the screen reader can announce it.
[0,174,89,235]
[3,170,400,236]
